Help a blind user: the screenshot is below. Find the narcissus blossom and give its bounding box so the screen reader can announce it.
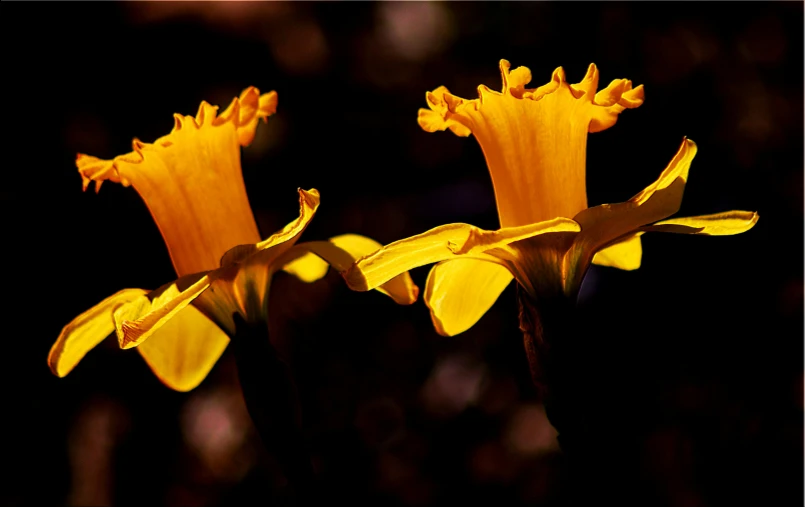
[49,89,417,391]
[344,60,758,336]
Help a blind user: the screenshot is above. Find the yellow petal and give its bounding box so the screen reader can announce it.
[217,87,278,146]
[281,250,330,282]
[545,137,697,293]
[331,235,419,305]
[592,233,644,271]
[589,80,645,133]
[573,138,697,253]
[220,188,321,268]
[569,63,600,99]
[76,87,277,276]
[344,218,579,292]
[630,138,696,206]
[48,289,147,378]
[424,258,513,336]
[136,305,230,392]
[283,234,420,305]
[211,188,323,325]
[417,85,473,137]
[113,189,325,347]
[643,211,759,235]
[113,272,213,349]
[418,60,644,226]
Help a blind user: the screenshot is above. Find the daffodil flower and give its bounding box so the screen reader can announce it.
[49,88,418,392]
[343,60,758,338]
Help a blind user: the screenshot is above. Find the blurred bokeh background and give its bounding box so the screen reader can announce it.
[2,2,802,506]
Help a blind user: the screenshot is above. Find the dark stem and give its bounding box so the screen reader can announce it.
[231,313,316,505]
[518,286,648,502]
[516,285,584,454]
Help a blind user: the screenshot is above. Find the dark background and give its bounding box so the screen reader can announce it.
[2,2,802,506]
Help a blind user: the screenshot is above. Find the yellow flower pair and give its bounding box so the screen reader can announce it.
[49,60,758,392]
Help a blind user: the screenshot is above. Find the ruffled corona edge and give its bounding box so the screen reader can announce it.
[76,87,278,192]
[417,59,645,136]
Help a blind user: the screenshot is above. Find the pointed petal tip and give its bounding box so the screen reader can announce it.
[683,137,698,155]
[583,63,599,82]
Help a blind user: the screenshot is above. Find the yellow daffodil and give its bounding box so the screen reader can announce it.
[49,89,418,392]
[343,60,758,337]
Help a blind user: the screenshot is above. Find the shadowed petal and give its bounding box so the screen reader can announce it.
[642,211,759,235]
[571,138,697,261]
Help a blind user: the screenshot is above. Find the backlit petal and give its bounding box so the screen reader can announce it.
[572,138,697,255]
[48,289,147,378]
[220,188,321,268]
[540,138,696,294]
[136,306,230,392]
[592,233,644,271]
[344,218,579,292]
[424,258,513,336]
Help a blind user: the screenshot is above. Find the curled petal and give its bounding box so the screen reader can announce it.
[417,109,472,137]
[425,257,513,336]
[48,289,147,377]
[631,137,696,206]
[220,188,321,268]
[217,87,278,145]
[77,87,278,193]
[418,86,472,136]
[574,138,697,236]
[285,234,420,305]
[522,66,565,101]
[113,272,214,349]
[500,59,534,97]
[569,63,600,100]
[589,80,645,133]
[344,218,580,292]
[562,138,697,291]
[76,154,124,192]
[642,211,759,235]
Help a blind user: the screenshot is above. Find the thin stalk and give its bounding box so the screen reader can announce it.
[231,313,316,505]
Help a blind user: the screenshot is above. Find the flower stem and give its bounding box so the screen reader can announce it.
[516,285,585,453]
[231,313,316,505]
